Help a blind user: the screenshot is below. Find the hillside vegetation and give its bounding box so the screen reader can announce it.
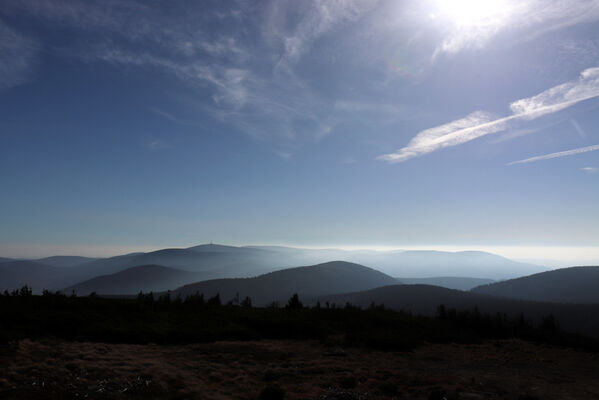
[1,287,596,354]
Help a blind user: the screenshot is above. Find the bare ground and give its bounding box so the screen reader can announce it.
[0,338,598,399]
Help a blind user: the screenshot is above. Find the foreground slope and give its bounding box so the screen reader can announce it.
[172,261,398,305]
[317,284,599,337]
[471,266,599,303]
[63,265,206,295]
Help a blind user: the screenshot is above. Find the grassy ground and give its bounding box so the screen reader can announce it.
[1,338,598,399]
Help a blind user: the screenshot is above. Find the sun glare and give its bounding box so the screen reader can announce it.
[432,0,513,27]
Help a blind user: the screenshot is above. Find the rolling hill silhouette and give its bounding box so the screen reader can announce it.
[345,250,546,280]
[35,256,99,268]
[471,266,599,303]
[396,276,494,291]
[63,265,205,295]
[247,247,545,280]
[0,261,76,293]
[315,284,599,337]
[171,261,398,305]
[68,244,286,283]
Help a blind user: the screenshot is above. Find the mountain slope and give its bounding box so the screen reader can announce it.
[172,261,398,305]
[350,250,546,280]
[248,247,545,280]
[72,244,284,283]
[35,256,99,268]
[471,266,599,303]
[317,284,599,337]
[63,265,205,295]
[0,244,546,294]
[0,261,75,292]
[397,277,494,291]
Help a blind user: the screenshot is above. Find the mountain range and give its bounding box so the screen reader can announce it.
[63,265,205,296]
[471,266,599,303]
[0,244,546,293]
[2,245,599,338]
[170,261,398,306]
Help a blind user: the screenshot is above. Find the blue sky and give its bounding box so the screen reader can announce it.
[1,0,599,262]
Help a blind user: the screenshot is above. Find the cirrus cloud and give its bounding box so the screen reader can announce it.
[379,66,599,163]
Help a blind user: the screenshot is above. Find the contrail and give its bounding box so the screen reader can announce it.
[507,144,599,165]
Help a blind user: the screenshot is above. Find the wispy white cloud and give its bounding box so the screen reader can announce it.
[434,0,599,56]
[379,66,599,163]
[272,0,378,71]
[96,48,253,109]
[147,107,204,128]
[570,119,587,138]
[334,100,404,116]
[0,20,37,89]
[274,150,292,161]
[145,139,169,150]
[507,144,599,165]
[24,0,347,142]
[490,121,559,144]
[509,67,599,119]
[6,0,598,154]
[378,111,513,163]
[581,166,598,173]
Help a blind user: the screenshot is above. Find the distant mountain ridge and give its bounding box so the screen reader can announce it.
[0,261,75,292]
[397,277,495,291]
[35,256,99,268]
[343,250,546,280]
[471,266,599,303]
[63,265,206,295]
[0,243,548,292]
[171,261,398,306]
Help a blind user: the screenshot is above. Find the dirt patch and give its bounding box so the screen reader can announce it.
[0,338,597,399]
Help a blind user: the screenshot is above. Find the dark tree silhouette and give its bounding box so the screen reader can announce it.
[286,293,303,309]
[207,293,221,306]
[241,296,252,308]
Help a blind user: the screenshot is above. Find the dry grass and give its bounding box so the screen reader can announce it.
[0,338,598,399]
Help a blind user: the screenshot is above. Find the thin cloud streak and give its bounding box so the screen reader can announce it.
[273,0,377,71]
[0,20,37,89]
[580,166,598,173]
[379,66,599,163]
[507,144,599,165]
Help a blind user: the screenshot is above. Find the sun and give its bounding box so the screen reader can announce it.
[431,0,513,27]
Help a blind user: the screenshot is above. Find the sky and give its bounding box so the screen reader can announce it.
[1,0,599,263]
